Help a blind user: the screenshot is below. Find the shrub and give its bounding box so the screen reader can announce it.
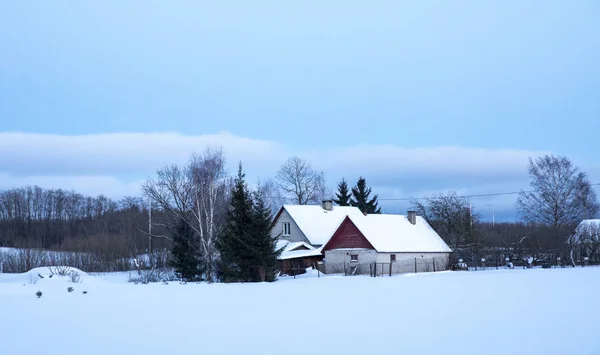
[128,268,175,284]
[36,290,42,298]
[49,266,72,276]
[69,271,82,283]
[28,274,40,284]
[67,287,74,292]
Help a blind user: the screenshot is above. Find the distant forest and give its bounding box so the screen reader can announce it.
[1,151,598,275]
[0,186,169,254]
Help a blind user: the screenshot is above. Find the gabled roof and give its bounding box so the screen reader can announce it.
[279,247,324,261]
[344,214,452,253]
[276,240,315,253]
[280,205,366,246]
[274,204,452,254]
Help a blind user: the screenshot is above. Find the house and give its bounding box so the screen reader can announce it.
[271,201,452,275]
[321,211,452,274]
[271,200,366,247]
[568,219,600,262]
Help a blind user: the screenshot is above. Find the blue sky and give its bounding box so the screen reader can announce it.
[1,1,599,221]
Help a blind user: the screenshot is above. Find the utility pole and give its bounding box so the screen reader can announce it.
[486,204,495,230]
[148,197,152,255]
[469,202,473,230]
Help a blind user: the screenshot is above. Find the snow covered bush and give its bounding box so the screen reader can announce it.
[69,271,82,283]
[28,274,40,284]
[67,287,74,293]
[49,266,72,276]
[128,268,175,284]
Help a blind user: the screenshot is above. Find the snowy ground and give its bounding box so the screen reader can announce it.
[1,267,599,355]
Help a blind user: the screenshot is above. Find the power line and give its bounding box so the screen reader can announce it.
[377,183,600,202]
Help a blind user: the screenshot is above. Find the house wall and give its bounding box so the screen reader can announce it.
[375,252,450,274]
[323,250,450,275]
[271,209,310,245]
[323,249,377,274]
[323,217,375,251]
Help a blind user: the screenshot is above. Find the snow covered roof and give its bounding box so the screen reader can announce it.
[577,219,600,229]
[276,240,315,253]
[282,205,366,245]
[345,214,452,253]
[278,204,451,254]
[279,247,324,260]
[276,240,322,260]
[571,219,600,243]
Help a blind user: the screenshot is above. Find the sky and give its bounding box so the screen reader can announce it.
[1,1,599,221]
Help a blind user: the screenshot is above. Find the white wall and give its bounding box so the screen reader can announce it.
[377,252,450,274]
[323,250,450,274]
[323,249,377,274]
[271,209,310,245]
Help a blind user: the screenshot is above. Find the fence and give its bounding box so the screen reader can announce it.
[319,257,448,277]
[458,259,600,271]
[371,257,444,277]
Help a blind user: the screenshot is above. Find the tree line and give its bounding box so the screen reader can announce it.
[1,149,598,279]
[407,155,599,266]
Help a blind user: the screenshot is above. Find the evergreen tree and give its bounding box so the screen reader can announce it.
[350,177,381,214]
[216,163,255,282]
[333,178,351,206]
[168,217,201,281]
[248,186,284,282]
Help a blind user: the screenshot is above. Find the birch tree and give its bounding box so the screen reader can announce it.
[517,155,598,228]
[142,147,230,282]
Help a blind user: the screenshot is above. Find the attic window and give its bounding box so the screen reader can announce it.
[283,222,291,236]
[350,254,358,262]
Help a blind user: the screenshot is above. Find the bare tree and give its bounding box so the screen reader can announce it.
[142,147,229,282]
[517,155,598,228]
[256,178,284,215]
[275,156,327,205]
[411,192,479,261]
[188,148,230,282]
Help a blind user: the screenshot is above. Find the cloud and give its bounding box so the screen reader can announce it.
[0,131,284,177]
[0,131,558,217]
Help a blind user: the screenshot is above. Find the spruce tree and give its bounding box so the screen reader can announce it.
[350,177,381,214]
[248,186,284,282]
[168,217,200,281]
[333,178,352,206]
[216,163,254,282]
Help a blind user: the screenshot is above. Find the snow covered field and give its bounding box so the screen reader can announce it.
[1,267,599,355]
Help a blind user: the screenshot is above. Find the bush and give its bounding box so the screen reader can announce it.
[36,290,42,298]
[69,271,82,283]
[28,274,40,284]
[49,266,72,276]
[67,287,74,292]
[128,268,175,284]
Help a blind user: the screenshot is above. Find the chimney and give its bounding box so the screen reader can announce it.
[322,200,333,211]
[407,210,417,225]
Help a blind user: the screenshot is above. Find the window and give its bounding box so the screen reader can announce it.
[390,254,396,262]
[350,254,358,262]
[283,222,291,236]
